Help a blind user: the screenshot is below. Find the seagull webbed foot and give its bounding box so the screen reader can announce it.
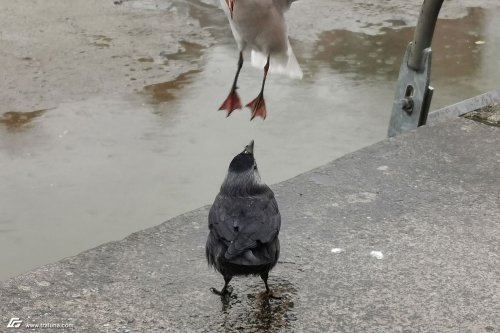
[246,93,267,120]
[219,88,242,117]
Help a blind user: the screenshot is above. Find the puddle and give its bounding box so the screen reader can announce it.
[145,7,496,113]
[1,4,500,282]
[0,109,48,130]
[163,41,205,63]
[182,0,234,41]
[310,7,487,81]
[213,277,297,332]
[137,56,154,63]
[143,70,202,104]
[142,40,206,104]
[115,0,173,11]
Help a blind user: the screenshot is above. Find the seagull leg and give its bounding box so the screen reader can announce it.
[225,0,235,18]
[247,55,270,120]
[219,52,243,116]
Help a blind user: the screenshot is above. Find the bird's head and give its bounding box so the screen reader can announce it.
[228,140,255,173]
[222,140,265,195]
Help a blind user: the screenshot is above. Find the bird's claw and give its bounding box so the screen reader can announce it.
[210,285,233,296]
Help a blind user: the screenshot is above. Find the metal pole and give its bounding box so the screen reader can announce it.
[387,0,444,137]
[408,0,444,71]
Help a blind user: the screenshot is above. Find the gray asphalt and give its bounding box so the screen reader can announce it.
[1,117,499,332]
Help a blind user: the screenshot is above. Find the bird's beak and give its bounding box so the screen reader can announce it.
[225,0,235,18]
[243,140,254,154]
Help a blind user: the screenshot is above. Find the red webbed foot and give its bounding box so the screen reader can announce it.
[219,88,242,117]
[246,93,267,120]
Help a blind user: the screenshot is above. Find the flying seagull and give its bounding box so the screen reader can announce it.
[218,0,302,120]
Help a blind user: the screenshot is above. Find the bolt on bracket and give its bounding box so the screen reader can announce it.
[388,0,443,137]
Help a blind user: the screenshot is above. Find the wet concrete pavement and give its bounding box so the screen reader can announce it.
[1,118,498,332]
[1,0,500,281]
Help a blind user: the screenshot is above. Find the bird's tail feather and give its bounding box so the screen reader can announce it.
[250,40,303,79]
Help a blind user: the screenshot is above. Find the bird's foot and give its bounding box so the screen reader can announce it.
[246,93,267,120]
[219,88,242,117]
[210,285,233,296]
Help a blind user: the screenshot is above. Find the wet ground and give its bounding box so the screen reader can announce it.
[1,0,500,280]
[465,102,500,127]
[1,117,498,332]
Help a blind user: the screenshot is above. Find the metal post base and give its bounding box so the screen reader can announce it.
[388,44,434,137]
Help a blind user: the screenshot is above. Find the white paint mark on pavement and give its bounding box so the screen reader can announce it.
[370,251,384,259]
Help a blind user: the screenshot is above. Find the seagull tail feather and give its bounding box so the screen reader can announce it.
[250,40,303,79]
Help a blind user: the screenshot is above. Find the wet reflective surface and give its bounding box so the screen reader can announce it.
[144,69,202,104]
[212,278,297,332]
[1,2,500,281]
[0,109,48,130]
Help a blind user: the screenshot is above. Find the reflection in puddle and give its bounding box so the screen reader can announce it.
[1,2,500,284]
[143,70,201,104]
[166,41,205,63]
[144,7,490,112]
[0,109,47,130]
[311,7,486,80]
[217,278,297,332]
[181,0,233,41]
[143,39,206,105]
[116,0,173,11]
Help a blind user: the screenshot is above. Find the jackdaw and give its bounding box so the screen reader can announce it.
[206,140,281,296]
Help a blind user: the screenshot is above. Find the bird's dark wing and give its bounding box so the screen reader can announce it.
[208,189,281,262]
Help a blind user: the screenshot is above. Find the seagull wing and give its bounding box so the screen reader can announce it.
[219,0,245,50]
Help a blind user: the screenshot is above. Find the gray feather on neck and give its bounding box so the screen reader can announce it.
[220,168,266,197]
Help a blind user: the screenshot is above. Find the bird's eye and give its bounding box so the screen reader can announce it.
[253,165,257,170]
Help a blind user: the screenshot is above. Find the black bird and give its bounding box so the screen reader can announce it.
[206,140,281,297]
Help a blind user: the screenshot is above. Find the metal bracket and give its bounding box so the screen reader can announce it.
[388,45,434,137]
[388,0,444,137]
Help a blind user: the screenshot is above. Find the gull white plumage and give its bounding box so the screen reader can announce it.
[218,0,302,120]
